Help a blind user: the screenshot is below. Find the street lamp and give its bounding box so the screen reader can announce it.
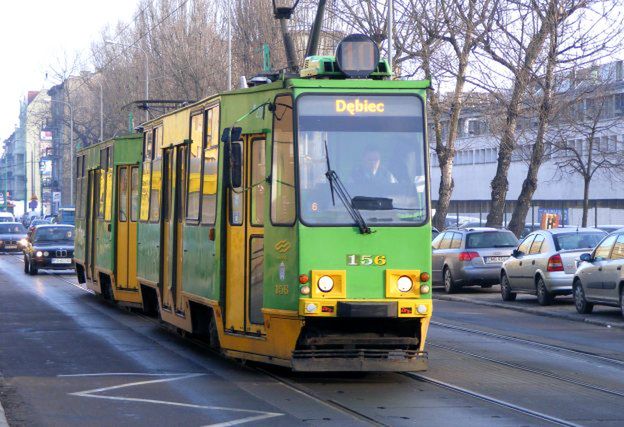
[49,99,74,206]
[105,40,149,122]
[272,0,300,73]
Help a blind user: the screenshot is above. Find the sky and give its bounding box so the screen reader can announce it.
[0,0,141,141]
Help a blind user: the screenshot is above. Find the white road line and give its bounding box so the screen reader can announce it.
[63,373,284,426]
[59,372,200,377]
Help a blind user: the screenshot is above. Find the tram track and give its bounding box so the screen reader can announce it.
[431,320,624,367]
[403,372,582,427]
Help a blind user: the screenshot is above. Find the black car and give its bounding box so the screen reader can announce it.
[0,222,28,252]
[23,224,75,275]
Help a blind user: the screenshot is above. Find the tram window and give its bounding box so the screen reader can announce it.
[130,167,139,222]
[140,162,151,222]
[104,147,113,222]
[251,138,266,226]
[154,126,163,159]
[187,113,203,221]
[143,130,153,161]
[249,237,264,325]
[271,94,295,225]
[118,167,128,222]
[150,158,161,222]
[202,106,220,225]
[98,148,108,218]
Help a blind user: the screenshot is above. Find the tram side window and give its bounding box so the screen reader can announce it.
[98,148,108,219]
[76,156,82,219]
[202,106,219,224]
[187,113,203,221]
[150,127,162,222]
[251,138,266,226]
[140,130,153,222]
[104,147,113,222]
[271,95,295,225]
[118,167,128,222]
[130,167,139,222]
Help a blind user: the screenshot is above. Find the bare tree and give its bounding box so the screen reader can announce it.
[551,70,624,226]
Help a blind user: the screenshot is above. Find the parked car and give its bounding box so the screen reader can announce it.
[500,228,607,305]
[432,227,440,240]
[56,207,75,225]
[573,229,624,317]
[0,212,15,223]
[27,218,52,235]
[595,225,624,234]
[0,222,28,252]
[23,224,75,275]
[432,227,519,293]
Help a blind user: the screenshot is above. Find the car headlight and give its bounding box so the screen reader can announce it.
[317,275,334,293]
[44,251,49,256]
[36,251,43,257]
[397,276,413,292]
[19,238,27,246]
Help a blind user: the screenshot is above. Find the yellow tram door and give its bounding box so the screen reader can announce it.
[115,165,139,290]
[224,134,266,335]
[160,145,186,315]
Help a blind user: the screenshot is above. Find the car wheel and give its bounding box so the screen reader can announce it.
[443,267,459,294]
[574,280,593,314]
[500,273,517,301]
[23,255,29,274]
[28,259,38,276]
[536,277,553,306]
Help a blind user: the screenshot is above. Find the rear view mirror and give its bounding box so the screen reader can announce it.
[512,249,523,258]
[579,253,593,263]
[227,142,243,188]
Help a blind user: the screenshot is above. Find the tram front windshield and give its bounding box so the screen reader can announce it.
[297,94,427,226]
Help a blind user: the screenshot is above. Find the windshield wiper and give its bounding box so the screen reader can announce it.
[324,140,371,234]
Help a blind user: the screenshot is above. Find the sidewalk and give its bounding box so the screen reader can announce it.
[433,286,624,330]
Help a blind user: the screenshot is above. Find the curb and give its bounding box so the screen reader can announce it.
[433,294,624,330]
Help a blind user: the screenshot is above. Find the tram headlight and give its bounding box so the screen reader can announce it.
[36,251,43,257]
[300,285,311,295]
[397,276,413,293]
[317,275,334,293]
[420,284,430,294]
[305,303,318,313]
[417,304,428,314]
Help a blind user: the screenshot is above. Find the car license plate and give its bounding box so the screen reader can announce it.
[5,245,17,249]
[51,258,72,264]
[486,256,507,263]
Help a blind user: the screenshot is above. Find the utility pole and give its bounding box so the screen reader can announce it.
[227,0,232,90]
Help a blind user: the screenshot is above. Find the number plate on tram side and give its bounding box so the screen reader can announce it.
[51,258,72,264]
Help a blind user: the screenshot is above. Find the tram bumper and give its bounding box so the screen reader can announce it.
[293,300,431,372]
[292,348,428,372]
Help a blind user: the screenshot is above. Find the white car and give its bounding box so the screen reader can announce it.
[0,212,15,223]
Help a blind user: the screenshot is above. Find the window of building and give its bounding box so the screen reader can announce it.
[270,94,295,225]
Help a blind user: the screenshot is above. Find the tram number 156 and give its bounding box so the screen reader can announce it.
[346,254,387,266]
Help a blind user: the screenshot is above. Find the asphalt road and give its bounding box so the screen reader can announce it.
[1,254,624,426]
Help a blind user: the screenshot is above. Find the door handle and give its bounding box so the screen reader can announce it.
[598,267,603,271]
[617,266,622,271]
[532,260,535,265]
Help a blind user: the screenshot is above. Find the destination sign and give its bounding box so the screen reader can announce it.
[335,99,385,115]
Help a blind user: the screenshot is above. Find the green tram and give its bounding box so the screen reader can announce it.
[74,36,433,371]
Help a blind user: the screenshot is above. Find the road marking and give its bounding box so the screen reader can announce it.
[61,372,283,426]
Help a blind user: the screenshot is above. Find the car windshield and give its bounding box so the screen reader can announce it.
[0,224,26,234]
[466,231,518,248]
[33,227,74,243]
[297,94,427,226]
[553,232,606,251]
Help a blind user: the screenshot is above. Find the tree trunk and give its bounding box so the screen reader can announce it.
[434,158,454,230]
[582,176,590,227]
[508,24,557,237]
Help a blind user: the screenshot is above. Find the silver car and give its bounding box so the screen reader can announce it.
[432,227,518,293]
[500,228,606,305]
[573,229,624,317]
